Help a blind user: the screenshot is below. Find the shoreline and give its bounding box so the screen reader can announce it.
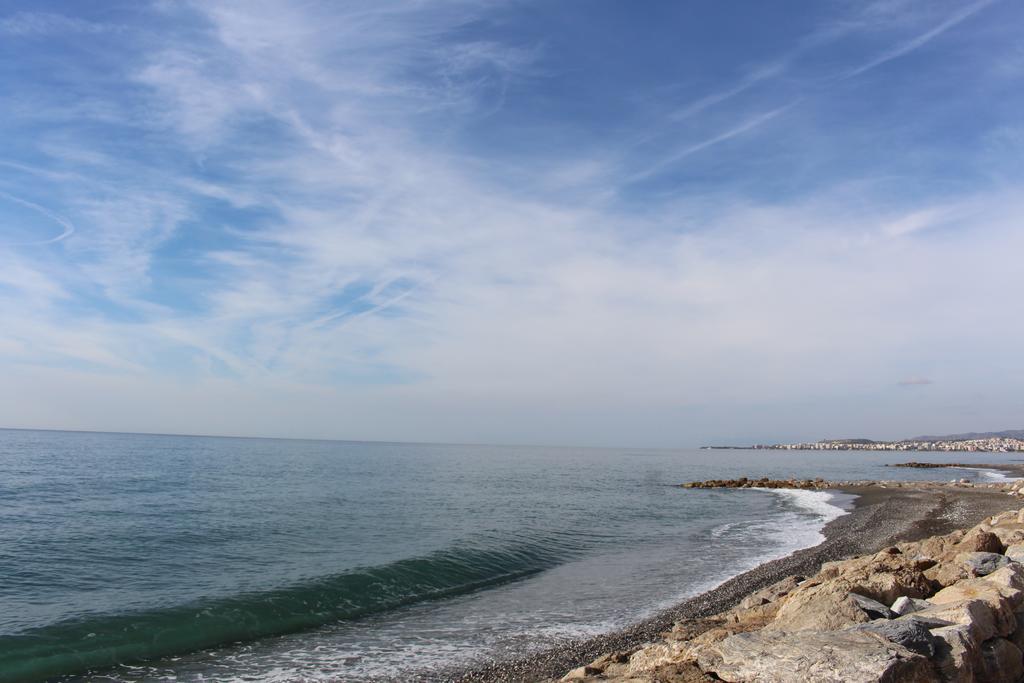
[448,476,1021,682]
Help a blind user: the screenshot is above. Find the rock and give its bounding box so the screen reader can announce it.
[962,551,1011,577]
[931,624,982,681]
[561,665,606,680]
[1010,610,1024,651]
[851,617,939,657]
[738,575,802,610]
[984,523,1024,547]
[1005,543,1024,563]
[928,550,1014,587]
[643,662,719,682]
[814,552,935,604]
[892,596,933,616]
[927,577,1020,640]
[769,584,875,631]
[694,628,938,683]
[770,547,939,631]
[912,598,1006,642]
[984,564,1024,606]
[980,638,1024,682]
[958,528,1005,554]
[616,641,684,676]
[589,650,633,669]
[912,530,964,561]
[850,593,897,620]
[898,613,956,630]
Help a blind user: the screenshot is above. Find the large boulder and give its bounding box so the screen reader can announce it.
[958,528,1006,554]
[769,584,876,631]
[694,628,938,683]
[928,549,1014,587]
[980,638,1024,683]
[851,593,898,620]
[931,574,1023,631]
[931,624,982,681]
[911,599,1006,642]
[978,521,1024,548]
[770,549,934,631]
[851,617,939,657]
[961,552,1011,577]
[986,563,1024,601]
[737,575,802,610]
[813,548,935,604]
[1005,543,1024,564]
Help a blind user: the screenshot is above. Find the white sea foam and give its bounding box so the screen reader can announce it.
[978,468,1022,482]
[771,488,850,523]
[647,488,851,617]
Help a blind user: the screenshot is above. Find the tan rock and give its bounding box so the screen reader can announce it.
[561,665,601,681]
[931,624,982,681]
[737,574,801,610]
[912,530,963,560]
[926,550,1016,587]
[768,583,875,631]
[931,573,1022,626]
[983,522,1024,547]
[956,527,1004,554]
[694,628,938,683]
[1005,542,1024,563]
[914,596,1011,642]
[621,641,689,676]
[984,563,1024,606]
[770,549,935,631]
[643,662,719,682]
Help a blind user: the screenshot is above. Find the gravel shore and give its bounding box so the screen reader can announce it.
[445,482,1016,682]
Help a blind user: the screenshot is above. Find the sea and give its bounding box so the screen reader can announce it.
[1,428,1020,682]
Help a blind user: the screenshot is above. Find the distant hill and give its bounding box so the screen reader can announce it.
[906,429,1024,442]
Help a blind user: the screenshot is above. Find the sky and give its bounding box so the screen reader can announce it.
[0,0,1022,447]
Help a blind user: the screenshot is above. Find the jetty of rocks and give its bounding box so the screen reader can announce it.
[680,476,1024,498]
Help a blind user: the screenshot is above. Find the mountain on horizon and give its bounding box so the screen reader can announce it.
[905,429,1024,442]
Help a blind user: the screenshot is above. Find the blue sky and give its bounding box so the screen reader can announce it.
[1,0,1022,446]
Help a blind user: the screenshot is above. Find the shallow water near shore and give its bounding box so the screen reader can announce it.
[1,429,1020,682]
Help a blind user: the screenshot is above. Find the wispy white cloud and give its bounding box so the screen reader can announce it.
[0,192,75,245]
[0,11,120,36]
[841,0,996,79]
[670,62,788,122]
[630,103,796,182]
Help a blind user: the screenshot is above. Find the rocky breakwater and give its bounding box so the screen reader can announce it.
[681,477,831,490]
[558,508,1024,682]
[680,476,1024,498]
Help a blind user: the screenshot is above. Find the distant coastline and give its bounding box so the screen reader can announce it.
[703,428,1024,452]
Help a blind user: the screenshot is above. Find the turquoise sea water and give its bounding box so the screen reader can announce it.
[0,429,1018,681]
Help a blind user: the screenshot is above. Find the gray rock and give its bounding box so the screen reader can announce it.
[962,551,1011,577]
[694,628,937,683]
[892,596,933,616]
[850,592,897,620]
[897,613,955,630]
[852,618,938,657]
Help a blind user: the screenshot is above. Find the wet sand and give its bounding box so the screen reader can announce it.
[446,482,1017,682]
